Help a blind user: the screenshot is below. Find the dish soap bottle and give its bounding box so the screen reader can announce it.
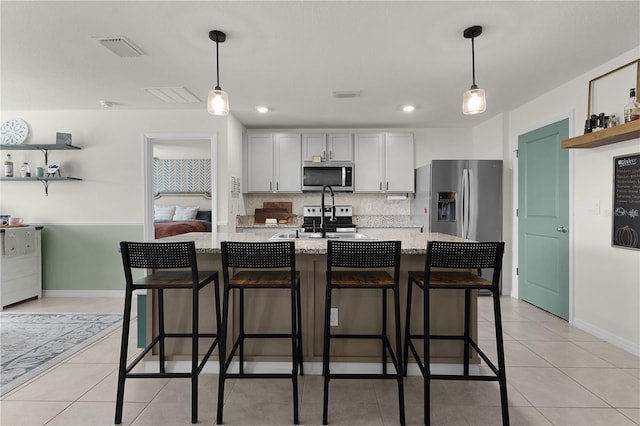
[4,154,13,177]
[623,88,640,123]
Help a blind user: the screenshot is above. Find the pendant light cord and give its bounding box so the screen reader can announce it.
[215,39,221,90]
[471,37,476,87]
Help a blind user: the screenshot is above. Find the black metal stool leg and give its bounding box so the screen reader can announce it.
[463,289,471,377]
[114,288,133,424]
[216,285,231,425]
[290,282,300,425]
[403,276,414,377]
[424,283,430,426]
[493,291,510,426]
[239,287,245,375]
[191,288,199,423]
[296,281,304,376]
[322,283,332,425]
[158,288,166,374]
[382,288,388,375]
[394,285,406,426]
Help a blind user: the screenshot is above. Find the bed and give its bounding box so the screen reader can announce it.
[154,208,212,238]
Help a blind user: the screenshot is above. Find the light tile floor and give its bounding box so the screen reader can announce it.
[1,296,638,425]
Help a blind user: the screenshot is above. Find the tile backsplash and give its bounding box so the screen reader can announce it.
[245,193,410,216]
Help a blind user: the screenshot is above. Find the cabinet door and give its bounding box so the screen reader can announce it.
[354,133,384,192]
[385,133,415,192]
[302,134,327,162]
[246,133,274,192]
[275,133,302,192]
[327,133,353,162]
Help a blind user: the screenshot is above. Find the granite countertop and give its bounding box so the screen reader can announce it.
[236,215,421,230]
[157,231,470,255]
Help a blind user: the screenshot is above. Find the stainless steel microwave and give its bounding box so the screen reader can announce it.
[302,162,354,191]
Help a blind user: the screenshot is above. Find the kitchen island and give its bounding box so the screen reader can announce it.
[148,231,480,369]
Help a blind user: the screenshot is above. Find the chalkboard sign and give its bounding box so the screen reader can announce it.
[613,153,640,250]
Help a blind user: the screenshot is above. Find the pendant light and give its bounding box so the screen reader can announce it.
[462,25,486,115]
[207,30,229,115]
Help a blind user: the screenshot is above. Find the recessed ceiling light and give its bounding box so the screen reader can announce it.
[402,105,415,112]
[256,106,269,113]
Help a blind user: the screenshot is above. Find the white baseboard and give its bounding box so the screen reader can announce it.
[573,318,640,357]
[141,361,479,376]
[43,290,125,298]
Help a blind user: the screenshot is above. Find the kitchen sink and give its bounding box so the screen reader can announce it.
[270,231,372,240]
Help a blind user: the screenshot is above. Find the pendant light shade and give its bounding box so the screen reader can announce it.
[207,30,229,116]
[462,26,486,115]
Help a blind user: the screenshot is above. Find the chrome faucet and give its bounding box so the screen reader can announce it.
[320,185,336,238]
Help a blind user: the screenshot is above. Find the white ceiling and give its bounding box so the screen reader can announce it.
[2,1,639,129]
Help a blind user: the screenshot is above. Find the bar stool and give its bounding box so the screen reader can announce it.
[322,240,405,426]
[115,241,220,424]
[404,241,507,425]
[216,241,302,425]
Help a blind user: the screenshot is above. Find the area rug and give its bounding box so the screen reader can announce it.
[0,312,124,395]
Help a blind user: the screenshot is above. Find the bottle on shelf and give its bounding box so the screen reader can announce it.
[4,154,13,177]
[623,88,640,123]
[20,162,31,177]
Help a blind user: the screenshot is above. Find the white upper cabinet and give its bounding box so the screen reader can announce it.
[354,132,414,193]
[274,133,302,192]
[302,133,353,162]
[245,133,302,193]
[385,132,415,192]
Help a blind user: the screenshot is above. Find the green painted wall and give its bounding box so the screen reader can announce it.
[42,225,143,291]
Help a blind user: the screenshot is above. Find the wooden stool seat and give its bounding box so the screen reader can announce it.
[229,270,301,287]
[329,270,395,288]
[408,270,493,290]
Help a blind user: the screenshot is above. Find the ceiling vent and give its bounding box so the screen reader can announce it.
[95,36,144,58]
[144,87,201,103]
[332,90,362,99]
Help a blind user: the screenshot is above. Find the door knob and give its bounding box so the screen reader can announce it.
[556,226,568,233]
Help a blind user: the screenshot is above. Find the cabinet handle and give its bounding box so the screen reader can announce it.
[270,182,272,191]
[386,182,389,190]
[379,182,382,190]
[323,151,326,161]
[276,181,279,191]
[330,151,333,160]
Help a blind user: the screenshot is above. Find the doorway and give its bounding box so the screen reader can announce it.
[517,118,570,320]
[143,133,217,241]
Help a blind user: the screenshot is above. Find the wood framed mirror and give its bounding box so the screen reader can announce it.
[587,58,640,119]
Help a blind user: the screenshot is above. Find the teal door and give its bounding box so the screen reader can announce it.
[518,119,570,320]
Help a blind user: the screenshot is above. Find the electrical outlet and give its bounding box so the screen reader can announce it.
[330,308,338,326]
[365,202,372,212]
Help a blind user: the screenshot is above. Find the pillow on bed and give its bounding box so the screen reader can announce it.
[154,205,175,221]
[195,210,212,222]
[173,206,199,221]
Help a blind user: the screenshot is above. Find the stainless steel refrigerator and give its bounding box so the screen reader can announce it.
[413,160,503,293]
[413,160,503,242]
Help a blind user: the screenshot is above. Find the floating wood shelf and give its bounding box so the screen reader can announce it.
[561,120,640,149]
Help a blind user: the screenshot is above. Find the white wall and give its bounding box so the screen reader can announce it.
[508,47,640,353]
[0,109,229,225]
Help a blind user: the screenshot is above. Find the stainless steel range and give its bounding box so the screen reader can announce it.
[302,205,356,233]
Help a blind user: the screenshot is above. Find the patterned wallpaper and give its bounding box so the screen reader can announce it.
[153,159,211,194]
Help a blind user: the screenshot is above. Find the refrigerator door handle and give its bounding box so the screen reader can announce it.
[462,168,470,239]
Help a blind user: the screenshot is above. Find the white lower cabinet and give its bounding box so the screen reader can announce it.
[245,133,301,193]
[354,132,414,193]
[1,228,42,310]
